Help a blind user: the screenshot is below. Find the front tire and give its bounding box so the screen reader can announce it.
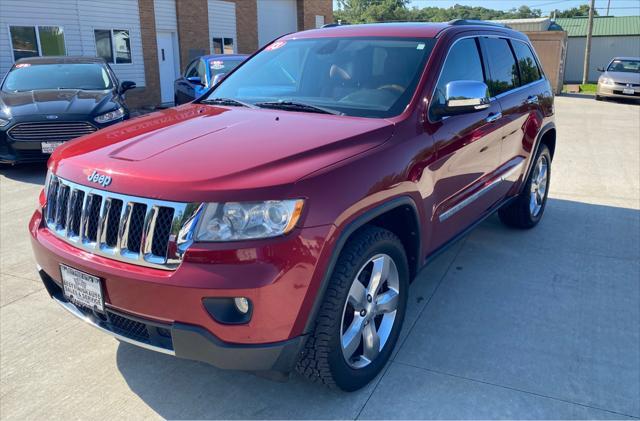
[499,144,551,229]
[297,226,408,391]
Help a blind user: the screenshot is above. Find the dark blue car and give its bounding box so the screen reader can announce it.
[174,54,248,105]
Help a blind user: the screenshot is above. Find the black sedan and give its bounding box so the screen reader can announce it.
[0,56,136,164]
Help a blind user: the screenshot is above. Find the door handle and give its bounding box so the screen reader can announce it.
[485,112,502,123]
[525,95,539,105]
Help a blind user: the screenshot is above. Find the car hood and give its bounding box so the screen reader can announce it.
[0,89,116,118]
[50,104,395,202]
[602,71,640,84]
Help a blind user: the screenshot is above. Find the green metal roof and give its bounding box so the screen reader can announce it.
[551,16,640,37]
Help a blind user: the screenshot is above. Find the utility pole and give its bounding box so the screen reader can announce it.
[582,0,596,85]
[606,0,611,16]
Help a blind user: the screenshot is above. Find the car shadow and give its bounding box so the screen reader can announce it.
[0,162,48,185]
[115,197,639,419]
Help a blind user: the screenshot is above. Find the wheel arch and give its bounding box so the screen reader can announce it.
[303,196,422,334]
[522,122,556,191]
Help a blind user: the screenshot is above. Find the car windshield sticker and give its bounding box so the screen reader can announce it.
[211,60,224,70]
[417,43,426,50]
[266,41,286,51]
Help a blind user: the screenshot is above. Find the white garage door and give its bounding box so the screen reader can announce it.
[257,0,298,47]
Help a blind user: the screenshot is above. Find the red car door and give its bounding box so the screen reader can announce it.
[424,37,506,252]
[490,38,547,182]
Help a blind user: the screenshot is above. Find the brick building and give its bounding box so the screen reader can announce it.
[0,0,333,107]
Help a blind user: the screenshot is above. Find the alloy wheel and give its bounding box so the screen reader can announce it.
[529,154,549,217]
[340,254,400,369]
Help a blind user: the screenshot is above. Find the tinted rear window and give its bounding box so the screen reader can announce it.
[512,41,542,85]
[482,38,519,96]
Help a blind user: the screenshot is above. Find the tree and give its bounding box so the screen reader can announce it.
[334,2,591,24]
[335,0,411,23]
[551,4,597,18]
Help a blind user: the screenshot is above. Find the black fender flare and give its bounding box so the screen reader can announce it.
[521,121,555,193]
[303,196,422,334]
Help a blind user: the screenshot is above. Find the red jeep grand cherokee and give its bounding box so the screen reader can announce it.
[30,21,555,391]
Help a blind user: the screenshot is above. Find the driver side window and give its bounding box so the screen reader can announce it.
[184,60,199,78]
[430,38,485,120]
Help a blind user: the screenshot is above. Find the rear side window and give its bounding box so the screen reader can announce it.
[512,41,542,85]
[185,60,198,77]
[431,38,484,115]
[482,38,519,96]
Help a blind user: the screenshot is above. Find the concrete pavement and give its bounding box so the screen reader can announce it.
[1,96,638,419]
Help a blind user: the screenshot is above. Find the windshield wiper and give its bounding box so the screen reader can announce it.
[254,100,342,115]
[201,97,257,108]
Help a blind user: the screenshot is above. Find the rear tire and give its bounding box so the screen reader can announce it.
[595,95,603,101]
[296,226,408,391]
[498,144,551,229]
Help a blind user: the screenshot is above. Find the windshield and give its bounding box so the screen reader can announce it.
[2,63,113,92]
[607,59,640,74]
[209,59,243,78]
[206,37,436,118]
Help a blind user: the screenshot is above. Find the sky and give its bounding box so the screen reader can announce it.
[334,0,640,17]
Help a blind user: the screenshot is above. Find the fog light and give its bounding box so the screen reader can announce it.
[234,297,250,314]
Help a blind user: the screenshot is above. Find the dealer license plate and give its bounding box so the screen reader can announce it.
[41,141,64,153]
[60,264,104,312]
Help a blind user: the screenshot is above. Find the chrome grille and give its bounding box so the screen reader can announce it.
[8,122,97,142]
[44,175,200,270]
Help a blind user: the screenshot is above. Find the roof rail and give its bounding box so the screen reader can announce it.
[448,19,510,28]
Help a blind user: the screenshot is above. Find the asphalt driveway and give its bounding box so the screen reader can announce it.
[1,96,638,419]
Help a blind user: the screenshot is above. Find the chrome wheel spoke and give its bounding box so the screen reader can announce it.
[529,192,538,214]
[362,322,380,362]
[538,164,548,184]
[376,289,399,314]
[368,255,390,297]
[347,279,367,310]
[341,317,364,360]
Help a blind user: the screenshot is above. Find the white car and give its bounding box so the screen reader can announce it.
[596,57,640,101]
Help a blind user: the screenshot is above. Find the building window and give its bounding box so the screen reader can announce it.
[212,37,234,54]
[94,29,132,64]
[9,26,65,61]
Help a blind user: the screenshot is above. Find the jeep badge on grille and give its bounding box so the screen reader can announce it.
[87,170,112,187]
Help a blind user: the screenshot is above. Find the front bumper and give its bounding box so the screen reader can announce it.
[597,84,640,100]
[38,268,304,371]
[30,207,335,371]
[0,132,51,163]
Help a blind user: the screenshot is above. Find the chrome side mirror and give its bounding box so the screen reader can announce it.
[444,80,490,114]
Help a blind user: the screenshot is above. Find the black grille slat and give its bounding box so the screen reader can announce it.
[8,122,97,142]
[55,186,70,229]
[105,199,123,247]
[151,207,175,257]
[69,190,85,236]
[127,204,147,253]
[46,179,59,223]
[86,195,103,242]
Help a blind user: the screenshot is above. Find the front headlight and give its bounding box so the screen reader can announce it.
[195,200,304,241]
[94,107,125,123]
[0,117,10,127]
[599,77,614,85]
